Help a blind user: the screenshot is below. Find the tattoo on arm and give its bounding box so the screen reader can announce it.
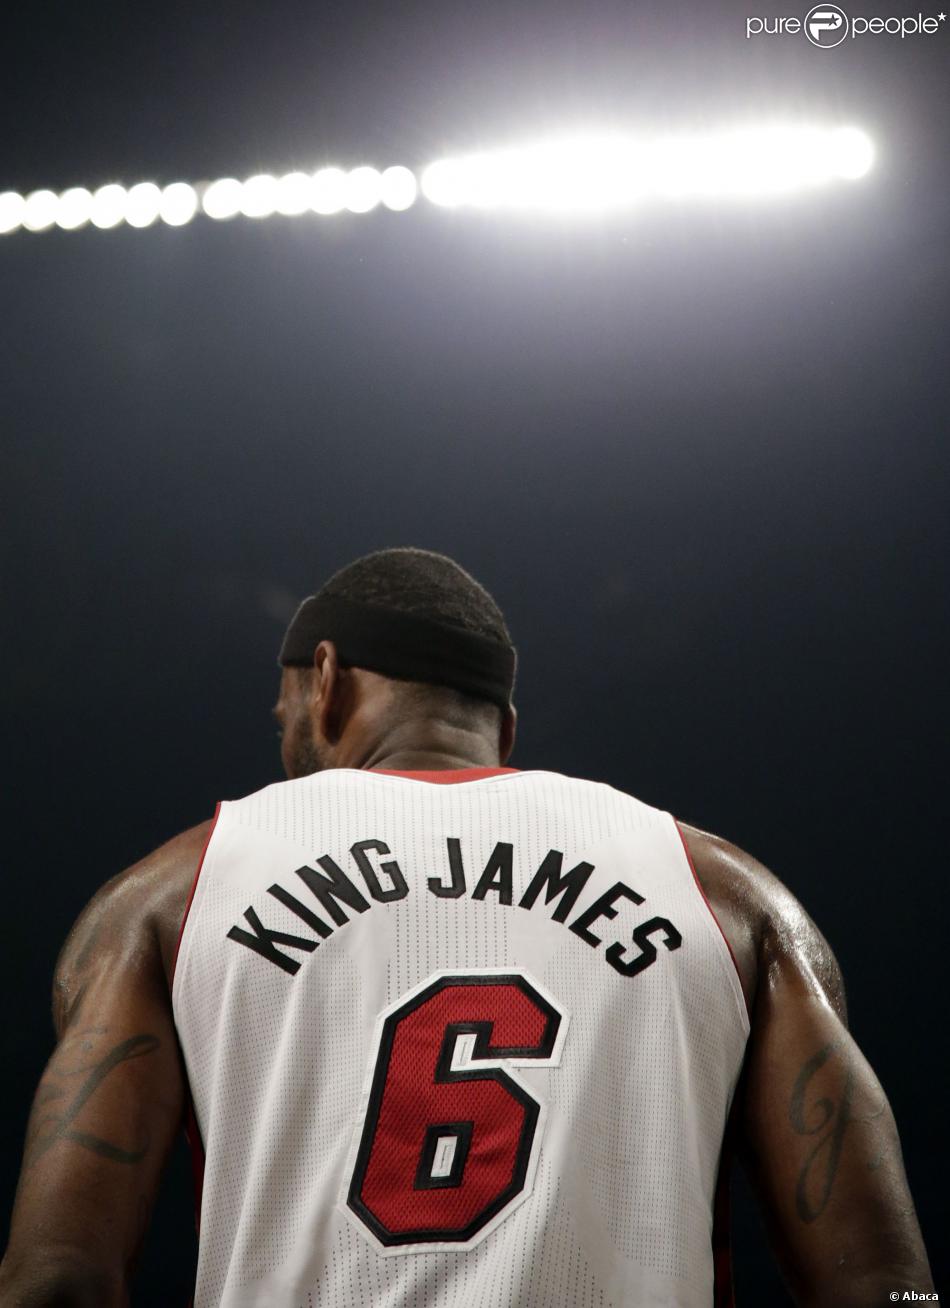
[789,1041,854,1222]
[25,1027,161,1170]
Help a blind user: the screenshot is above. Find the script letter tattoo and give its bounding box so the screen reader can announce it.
[25,1029,160,1169]
[789,1041,854,1221]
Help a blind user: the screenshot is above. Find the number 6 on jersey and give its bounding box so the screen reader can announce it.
[344,969,569,1252]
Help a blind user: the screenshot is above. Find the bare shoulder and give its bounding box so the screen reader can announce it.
[682,822,935,1299]
[677,821,846,1021]
[54,820,214,1030]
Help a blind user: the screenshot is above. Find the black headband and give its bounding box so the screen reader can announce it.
[278,594,516,712]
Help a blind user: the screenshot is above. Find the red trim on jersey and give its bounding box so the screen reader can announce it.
[170,804,220,1241]
[673,819,750,1019]
[369,767,519,783]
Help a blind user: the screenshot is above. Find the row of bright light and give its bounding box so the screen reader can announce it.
[0,165,418,234]
[423,126,875,209]
[0,126,874,235]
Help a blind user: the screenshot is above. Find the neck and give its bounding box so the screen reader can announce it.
[341,720,502,773]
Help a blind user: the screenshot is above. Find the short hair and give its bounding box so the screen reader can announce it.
[318,547,512,645]
[316,547,512,717]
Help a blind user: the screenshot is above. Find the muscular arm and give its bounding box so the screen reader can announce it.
[681,826,933,1307]
[0,823,209,1307]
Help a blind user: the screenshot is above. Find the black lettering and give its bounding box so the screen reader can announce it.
[351,839,409,902]
[471,842,514,905]
[570,882,644,947]
[518,850,594,922]
[605,916,683,978]
[296,857,370,926]
[429,838,467,898]
[226,907,319,975]
[268,884,333,939]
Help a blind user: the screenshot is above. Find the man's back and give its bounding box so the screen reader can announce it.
[173,767,748,1307]
[0,548,932,1307]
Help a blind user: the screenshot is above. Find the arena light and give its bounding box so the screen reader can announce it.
[0,191,25,233]
[237,174,277,219]
[0,163,419,236]
[202,177,243,220]
[55,187,93,230]
[90,184,128,229]
[0,125,873,236]
[832,126,875,180]
[420,125,876,211]
[379,165,417,212]
[159,182,199,226]
[343,166,383,213]
[22,189,59,232]
[310,168,347,215]
[275,172,313,216]
[125,182,163,228]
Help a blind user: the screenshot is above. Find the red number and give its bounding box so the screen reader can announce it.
[345,970,567,1250]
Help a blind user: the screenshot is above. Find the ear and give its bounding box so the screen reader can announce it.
[311,640,343,744]
[499,703,517,764]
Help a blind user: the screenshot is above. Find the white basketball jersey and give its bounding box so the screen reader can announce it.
[172,767,749,1308]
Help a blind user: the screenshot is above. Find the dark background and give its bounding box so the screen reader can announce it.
[1,1,947,1302]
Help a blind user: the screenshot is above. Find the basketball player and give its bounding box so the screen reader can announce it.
[0,548,933,1307]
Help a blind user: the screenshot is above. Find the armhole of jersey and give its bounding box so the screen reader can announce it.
[673,817,751,1029]
[169,802,221,1237]
[170,802,221,990]
[712,1100,738,1308]
[183,1098,206,1238]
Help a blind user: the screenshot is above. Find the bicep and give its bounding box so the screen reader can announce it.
[3,888,186,1293]
[739,916,931,1305]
